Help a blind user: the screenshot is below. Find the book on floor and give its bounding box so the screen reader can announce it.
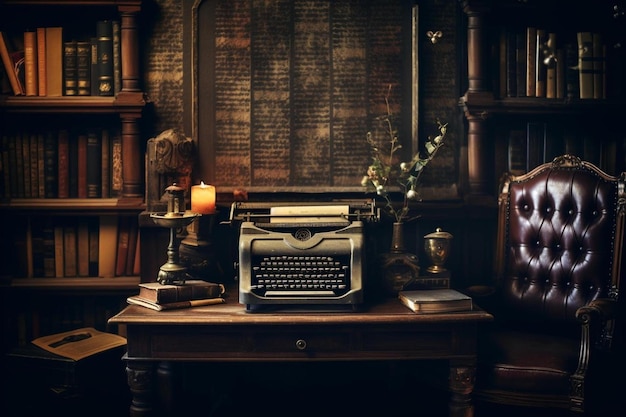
[398,289,473,314]
[31,327,126,361]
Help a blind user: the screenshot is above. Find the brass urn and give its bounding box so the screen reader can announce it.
[423,228,453,273]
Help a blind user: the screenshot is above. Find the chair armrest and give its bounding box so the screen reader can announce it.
[572,297,617,385]
[575,298,617,324]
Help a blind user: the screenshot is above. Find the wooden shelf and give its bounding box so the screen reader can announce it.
[461,92,624,118]
[3,276,140,291]
[0,92,146,113]
[0,198,145,212]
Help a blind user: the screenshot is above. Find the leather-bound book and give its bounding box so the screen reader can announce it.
[96,20,114,96]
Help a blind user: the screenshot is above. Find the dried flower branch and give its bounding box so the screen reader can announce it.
[361,88,447,223]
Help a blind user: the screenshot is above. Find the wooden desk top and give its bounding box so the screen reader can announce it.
[109,289,493,327]
[111,288,493,364]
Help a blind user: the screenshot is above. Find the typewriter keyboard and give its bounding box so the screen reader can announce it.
[250,255,351,296]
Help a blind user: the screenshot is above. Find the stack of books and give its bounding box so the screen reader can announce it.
[127,280,226,311]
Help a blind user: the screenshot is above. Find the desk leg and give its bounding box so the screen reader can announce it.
[448,360,476,417]
[126,361,156,417]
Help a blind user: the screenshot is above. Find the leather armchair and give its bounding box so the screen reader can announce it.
[469,155,626,415]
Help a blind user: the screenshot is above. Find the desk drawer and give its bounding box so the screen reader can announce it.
[141,322,474,360]
[148,327,352,359]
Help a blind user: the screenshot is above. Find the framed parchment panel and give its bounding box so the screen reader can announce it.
[184,0,419,193]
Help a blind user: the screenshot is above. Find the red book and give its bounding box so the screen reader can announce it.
[115,216,131,276]
[77,133,88,199]
[125,220,138,276]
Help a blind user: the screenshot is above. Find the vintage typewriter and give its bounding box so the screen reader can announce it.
[230,200,378,311]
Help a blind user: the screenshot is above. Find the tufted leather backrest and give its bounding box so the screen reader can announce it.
[496,155,625,334]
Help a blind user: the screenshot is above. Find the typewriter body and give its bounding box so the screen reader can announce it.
[230,200,378,311]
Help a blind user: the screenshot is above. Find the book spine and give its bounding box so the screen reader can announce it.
[30,218,45,277]
[14,133,24,197]
[577,31,594,99]
[101,129,110,198]
[125,220,138,276]
[42,220,56,277]
[535,29,548,98]
[525,26,536,97]
[515,29,526,97]
[565,42,579,99]
[36,28,46,96]
[112,20,121,94]
[77,133,88,199]
[68,133,78,198]
[86,131,102,198]
[23,31,38,96]
[21,132,30,198]
[133,228,141,276]
[56,129,69,198]
[89,37,99,96]
[43,131,59,198]
[29,133,38,198]
[77,219,90,277]
[45,27,63,97]
[505,29,517,97]
[96,20,114,96]
[25,217,33,277]
[63,223,77,277]
[110,132,122,197]
[115,216,131,276]
[545,33,557,99]
[507,127,526,175]
[88,217,99,277]
[556,47,565,99]
[98,215,118,278]
[54,225,64,277]
[63,40,78,96]
[76,40,91,96]
[37,133,45,198]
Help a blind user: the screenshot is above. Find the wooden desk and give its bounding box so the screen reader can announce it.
[109,294,492,417]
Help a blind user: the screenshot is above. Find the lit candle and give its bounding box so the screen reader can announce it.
[191,181,216,214]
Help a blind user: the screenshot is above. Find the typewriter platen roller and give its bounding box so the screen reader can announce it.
[230,200,378,311]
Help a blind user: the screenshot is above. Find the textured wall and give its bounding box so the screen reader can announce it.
[140,0,463,195]
[141,0,186,135]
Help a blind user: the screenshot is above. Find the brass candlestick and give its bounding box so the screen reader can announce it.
[150,184,200,284]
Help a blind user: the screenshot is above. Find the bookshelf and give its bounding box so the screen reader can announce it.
[0,0,146,353]
[459,0,626,198]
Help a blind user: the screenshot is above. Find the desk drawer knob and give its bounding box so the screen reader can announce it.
[295,339,307,350]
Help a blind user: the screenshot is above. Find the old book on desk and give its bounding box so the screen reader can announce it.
[127,295,226,311]
[138,280,225,304]
[398,289,473,314]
